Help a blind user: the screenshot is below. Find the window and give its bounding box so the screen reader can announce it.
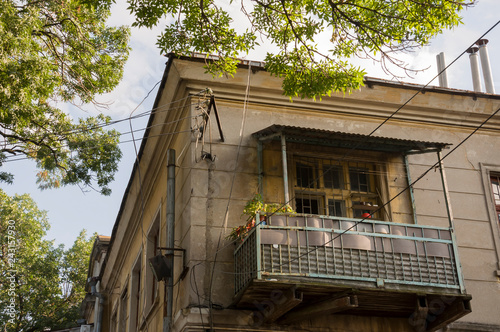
[481,164,500,277]
[145,212,160,312]
[110,310,118,332]
[490,174,500,223]
[293,155,381,219]
[118,286,129,332]
[129,252,142,331]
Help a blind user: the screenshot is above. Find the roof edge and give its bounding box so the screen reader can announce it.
[100,54,175,282]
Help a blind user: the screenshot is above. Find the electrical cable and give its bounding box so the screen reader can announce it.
[244,18,500,240]
[0,87,207,149]
[193,20,500,276]
[207,64,253,331]
[195,101,500,278]
[0,102,205,159]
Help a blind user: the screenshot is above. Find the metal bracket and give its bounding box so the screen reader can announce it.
[207,95,224,142]
[157,247,189,281]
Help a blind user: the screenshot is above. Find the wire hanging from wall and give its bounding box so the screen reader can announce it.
[193,89,216,163]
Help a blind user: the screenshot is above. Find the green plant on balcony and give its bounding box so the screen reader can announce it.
[241,193,264,221]
[263,202,295,215]
[226,194,295,242]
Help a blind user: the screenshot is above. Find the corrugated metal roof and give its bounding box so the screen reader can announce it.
[252,125,450,154]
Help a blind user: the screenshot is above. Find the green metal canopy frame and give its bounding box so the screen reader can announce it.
[252,124,451,154]
[252,124,465,295]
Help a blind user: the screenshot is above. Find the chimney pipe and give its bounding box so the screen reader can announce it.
[467,47,483,93]
[476,39,495,94]
[436,52,449,88]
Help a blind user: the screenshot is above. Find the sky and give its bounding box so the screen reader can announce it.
[2,0,500,248]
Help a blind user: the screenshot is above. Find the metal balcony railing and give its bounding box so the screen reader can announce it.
[234,214,465,296]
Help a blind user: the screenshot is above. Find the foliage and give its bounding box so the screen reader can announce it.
[228,194,295,242]
[127,0,475,99]
[0,189,95,332]
[263,202,295,215]
[241,193,264,221]
[0,0,130,194]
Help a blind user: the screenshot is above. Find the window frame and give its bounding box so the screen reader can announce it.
[118,285,129,332]
[480,163,500,276]
[129,251,142,331]
[145,209,161,314]
[291,152,387,220]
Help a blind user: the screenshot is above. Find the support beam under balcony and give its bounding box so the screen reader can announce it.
[253,287,303,324]
[425,297,471,332]
[411,296,429,332]
[279,293,359,324]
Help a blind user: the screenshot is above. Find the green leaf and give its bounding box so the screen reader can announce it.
[127,0,476,99]
[0,0,130,194]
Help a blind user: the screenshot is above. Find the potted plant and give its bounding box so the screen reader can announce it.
[226,194,296,243]
[226,194,263,243]
[241,193,264,222]
[263,202,295,215]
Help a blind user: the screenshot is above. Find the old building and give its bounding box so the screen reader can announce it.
[82,54,500,332]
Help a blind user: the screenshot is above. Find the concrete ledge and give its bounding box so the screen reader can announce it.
[446,321,500,332]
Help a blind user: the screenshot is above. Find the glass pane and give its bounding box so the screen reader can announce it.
[350,168,370,192]
[491,175,500,205]
[324,165,343,189]
[296,197,320,214]
[296,162,317,188]
[328,199,345,217]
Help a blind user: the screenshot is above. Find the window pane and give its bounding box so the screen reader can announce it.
[296,197,320,214]
[324,165,343,189]
[491,175,500,205]
[350,168,370,192]
[296,162,317,188]
[328,199,345,217]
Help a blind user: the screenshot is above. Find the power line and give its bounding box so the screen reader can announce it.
[205,102,500,278]
[0,88,207,147]
[248,18,500,234]
[198,20,500,276]
[1,98,210,164]
[207,64,254,330]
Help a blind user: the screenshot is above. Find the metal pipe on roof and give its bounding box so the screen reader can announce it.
[436,52,449,88]
[467,47,483,92]
[476,39,495,94]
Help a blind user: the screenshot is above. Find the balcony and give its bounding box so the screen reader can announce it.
[233,214,471,331]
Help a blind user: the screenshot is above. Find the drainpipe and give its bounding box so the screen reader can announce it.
[437,150,454,228]
[437,150,466,294]
[88,277,104,332]
[467,47,483,93]
[281,134,290,204]
[164,149,176,332]
[404,155,418,224]
[257,140,263,198]
[476,39,495,94]
[94,294,104,332]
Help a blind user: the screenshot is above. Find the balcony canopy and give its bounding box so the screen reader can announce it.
[252,125,451,155]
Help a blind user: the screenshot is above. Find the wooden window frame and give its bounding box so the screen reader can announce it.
[292,155,383,219]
